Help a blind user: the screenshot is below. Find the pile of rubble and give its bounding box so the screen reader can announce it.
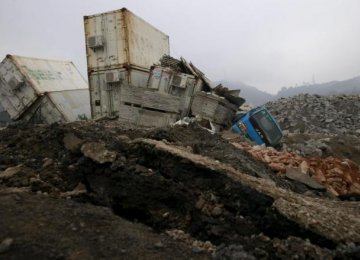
[1,120,360,258]
[266,94,360,135]
[232,141,360,197]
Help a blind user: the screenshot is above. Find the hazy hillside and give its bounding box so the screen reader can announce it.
[219,75,360,106]
[277,76,360,97]
[219,81,275,106]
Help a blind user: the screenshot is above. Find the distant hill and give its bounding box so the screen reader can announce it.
[218,75,360,106]
[218,81,275,106]
[277,76,360,97]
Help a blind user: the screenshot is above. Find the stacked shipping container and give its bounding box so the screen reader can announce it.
[84,8,183,126]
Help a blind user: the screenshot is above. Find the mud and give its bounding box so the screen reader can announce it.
[0,121,359,259]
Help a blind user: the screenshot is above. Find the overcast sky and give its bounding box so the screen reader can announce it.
[1,0,359,94]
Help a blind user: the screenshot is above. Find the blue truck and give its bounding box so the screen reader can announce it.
[231,106,283,147]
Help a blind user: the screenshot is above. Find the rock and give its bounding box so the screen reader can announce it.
[211,206,223,217]
[314,169,326,183]
[213,244,256,260]
[285,167,326,190]
[302,146,322,157]
[42,158,54,168]
[195,197,205,209]
[300,161,309,174]
[0,165,36,187]
[0,165,24,180]
[0,238,13,253]
[349,183,360,195]
[30,177,54,193]
[60,183,87,197]
[266,94,360,136]
[269,162,286,173]
[327,186,340,196]
[154,242,164,248]
[63,133,84,152]
[110,156,127,171]
[81,142,117,164]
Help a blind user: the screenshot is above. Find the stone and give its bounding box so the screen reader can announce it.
[42,158,54,168]
[211,206,223,217]
[0,238,13,253]
[195,197,205,209]
[81,142,117,164]
[60,183,87,197]
[285,167,326,190]
[30,178,53,193]
[154,242,164,248]
[63,133,84,152]
[349,183,360,195]
[300,161,309,174]
[0,165,23,180]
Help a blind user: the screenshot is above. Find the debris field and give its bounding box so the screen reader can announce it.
[0,115,360,259]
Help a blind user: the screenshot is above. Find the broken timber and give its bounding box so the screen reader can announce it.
[118,85,180,127]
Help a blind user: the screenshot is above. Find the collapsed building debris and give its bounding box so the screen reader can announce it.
[0,55,91,125]
[231,141,360,197]
[85,8,243,129]
[1,121,360,258]
[266,93,360,135]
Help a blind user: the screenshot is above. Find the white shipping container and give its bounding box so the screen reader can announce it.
[21,89,91,124]
[84,8,170,72]
[0,55,90,122]
[89,68,150,118]
[147,66,204,116]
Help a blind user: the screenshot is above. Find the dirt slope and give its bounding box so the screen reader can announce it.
[0,121,360,259]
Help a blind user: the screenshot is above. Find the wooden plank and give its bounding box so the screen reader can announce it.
[120,85,180,113]
[191,92,237,125]
[118,104,178,127]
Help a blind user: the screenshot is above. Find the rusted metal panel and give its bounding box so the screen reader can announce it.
[84,8,170,72]
[0,55,89,122]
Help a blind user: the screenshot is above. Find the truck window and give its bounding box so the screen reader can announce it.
[249,110,282,146]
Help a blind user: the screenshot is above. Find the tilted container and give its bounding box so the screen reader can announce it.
[0,55,90,123]
[89,68,180,127]
[21,89,91,124]
[84,8,170,72]
[147,65,204,117]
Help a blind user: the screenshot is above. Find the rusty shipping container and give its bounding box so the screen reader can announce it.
[84,8,170,72]
[0,55,91,124]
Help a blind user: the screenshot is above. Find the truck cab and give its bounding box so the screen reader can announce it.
[231,107,283,147]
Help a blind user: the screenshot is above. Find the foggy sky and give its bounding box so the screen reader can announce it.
[1,0,359,94]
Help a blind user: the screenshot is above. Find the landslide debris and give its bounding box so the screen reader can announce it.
[266,94,360,136]
[265,94,360,164]
[0,121,360,259]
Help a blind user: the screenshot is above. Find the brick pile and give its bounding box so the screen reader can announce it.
[232,142,360,196]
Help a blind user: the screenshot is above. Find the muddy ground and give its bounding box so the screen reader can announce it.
[0,121,360,259]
